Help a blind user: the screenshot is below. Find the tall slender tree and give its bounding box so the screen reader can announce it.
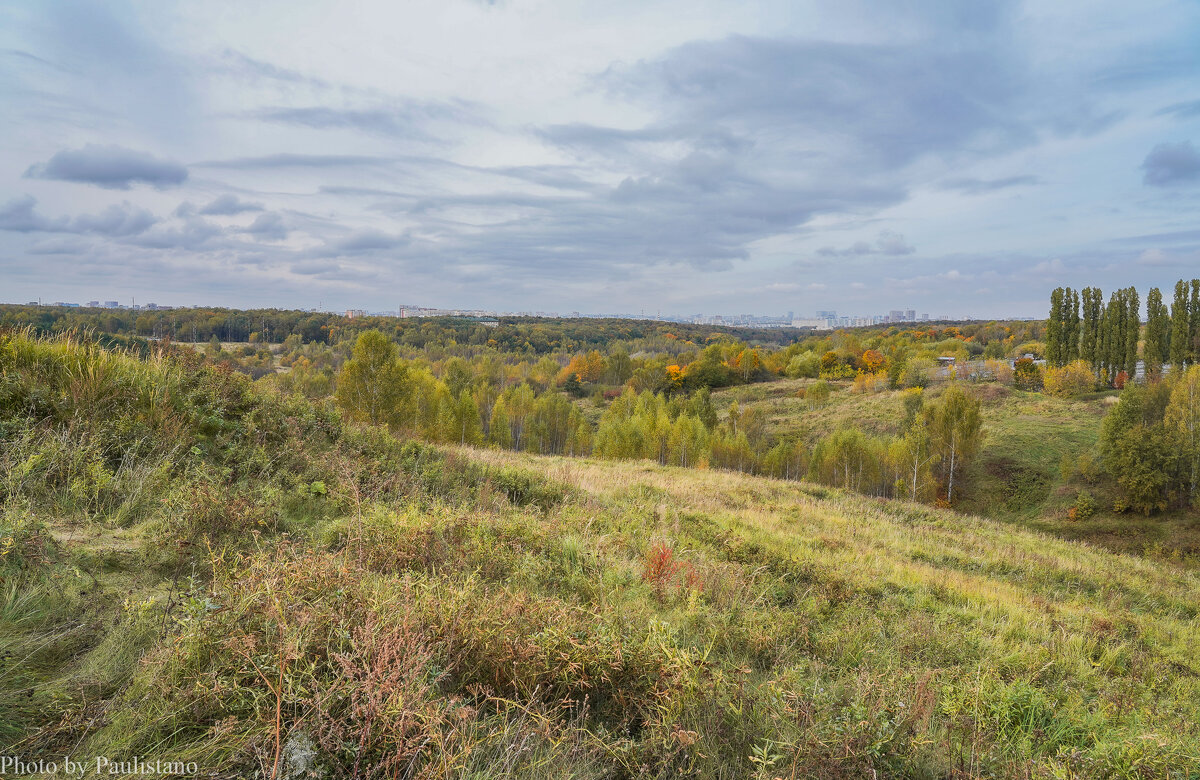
[1081,287,1103,373]
[1144,287,1170,380]
[1046,288,1064,367]
[1124,286,1140,381]
[1065,287,1081,363]
[1170,279,1189,371]
[1190,280,1200,366]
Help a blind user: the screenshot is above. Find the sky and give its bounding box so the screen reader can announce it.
[1,0,1199,318]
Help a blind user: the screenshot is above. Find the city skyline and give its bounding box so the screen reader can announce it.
[3,295,970,328]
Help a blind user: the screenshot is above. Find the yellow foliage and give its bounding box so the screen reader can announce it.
[1043,360,1097,398]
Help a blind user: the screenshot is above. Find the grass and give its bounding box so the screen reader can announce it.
[714,378,906,442]
[719,377,1200,562]
[4,331,1200,778]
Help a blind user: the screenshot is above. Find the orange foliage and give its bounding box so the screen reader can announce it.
[861,349,886,373]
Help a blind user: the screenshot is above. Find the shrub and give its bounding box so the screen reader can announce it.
[1068,490,1097,521]
[1044,361,1097,397]
[785,351,820,379]
[1013,358,1043,391]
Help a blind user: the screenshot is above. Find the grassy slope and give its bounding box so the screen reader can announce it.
[716,380,1200,562]
[4,334,1200,778]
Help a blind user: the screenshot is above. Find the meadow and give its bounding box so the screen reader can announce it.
[3,329,1200,778]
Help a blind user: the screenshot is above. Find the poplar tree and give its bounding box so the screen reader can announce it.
[1124,286,1140,381]
[1065,287,1081,362]
[1080,287,1103,373]
[1046,288,1064,367]
[1144,287,1170,380]
[1191,280,1200,365]
[1100,291,1122,383]
[1170,279,1190,371]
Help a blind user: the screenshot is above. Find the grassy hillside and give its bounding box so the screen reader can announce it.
[3,332,1200,778]
[715,379,1200,562]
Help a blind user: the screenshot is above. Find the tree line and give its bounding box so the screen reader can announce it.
[334,330,985,506]
[1045,280,1200,383]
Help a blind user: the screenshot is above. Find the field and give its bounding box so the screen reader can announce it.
[3,331,1200,778]
[714,379,1200,564]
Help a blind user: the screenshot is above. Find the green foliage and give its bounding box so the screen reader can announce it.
[925,385,983,503]
[334,330,410,427]
[1100,382,1175,514]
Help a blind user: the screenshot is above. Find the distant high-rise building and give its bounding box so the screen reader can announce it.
[104,301,119,308]
[905,309,916,321]
[816,310,836,319]
[87,301,100,308]
[888,309,904,322]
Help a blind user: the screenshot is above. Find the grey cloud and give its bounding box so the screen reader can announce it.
[248,100,480,138]
[328,230,408,254]
[1157,99,1200,119]
[199,194,263,215]
[0,196,156,236]
[194,154,389,169]
[70,203,157,236]
[1142,141,1200,186]
[28,237,91,255]
[600,34,1031,170]
[130,218,224,251]
[244,212,288,241]
[940,175,1041,194]
[214,49,331,89]
[818,231,915,258]
[0,196,67,232]
[25,145,188,189]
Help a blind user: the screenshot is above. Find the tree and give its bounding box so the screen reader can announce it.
[441,357,474,397]
[1144,287,1170,380]
[667,414,709,468]
[803,380,831,409]
[786,351,820,378]
[1100,381,1175,514]
[1065,287,1081,363]
[334,330,409,427]
[891,419,934,502]
[488,399,513,449]
[1165,366,1200,507]
[861,349,886,374]
[1192,280,1200,366]
[437,389,482,445]
[1013,358,1042,391]
[1170,279,1190,372]
[1080,287,1103,373]
[563,372,584,397]
[1123,286,1139,383]
[926,385,983,503]
[1046,287,1064,367]
[735,348,762,382]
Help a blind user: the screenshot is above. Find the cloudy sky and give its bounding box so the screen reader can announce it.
[2,0,1199,317]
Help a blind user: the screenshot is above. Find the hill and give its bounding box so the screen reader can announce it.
[2,331,1199,778]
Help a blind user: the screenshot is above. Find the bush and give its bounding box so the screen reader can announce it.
[1044,361,1097,397]
[785,351,820,379]
[1068,490,1097,521]
[899,359,934,389]
[1013,358,1043,391]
